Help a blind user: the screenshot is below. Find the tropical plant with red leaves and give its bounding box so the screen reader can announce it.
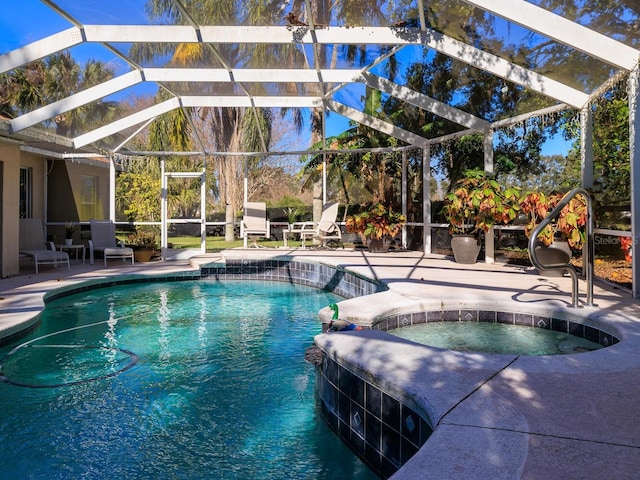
[345,203,406,242]
[519,191,587,249]
[619,236,632,262]
[442,168,520,236]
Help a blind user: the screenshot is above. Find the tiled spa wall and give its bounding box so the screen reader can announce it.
[314,308,620,478]
[373,309,619,348]
[317,355,433,479]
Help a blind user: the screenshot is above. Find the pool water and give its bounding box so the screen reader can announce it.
[389,322,604,355]
[0,280,378,480]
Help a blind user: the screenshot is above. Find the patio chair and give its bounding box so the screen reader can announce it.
[19,218,70,274]
[89,220,134,266]
[241,202,270,248]
[283,202,342,248]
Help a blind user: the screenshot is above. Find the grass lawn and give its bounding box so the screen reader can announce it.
[167,235,300,251]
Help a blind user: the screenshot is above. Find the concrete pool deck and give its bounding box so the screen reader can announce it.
[1,249,639,479]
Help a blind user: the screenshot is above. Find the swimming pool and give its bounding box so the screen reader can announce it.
[0,280,378,479]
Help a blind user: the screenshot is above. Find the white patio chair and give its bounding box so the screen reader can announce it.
[19,218,70,274]
[241,202,270,248]
[283,202,341,248]
[89,220,134,266]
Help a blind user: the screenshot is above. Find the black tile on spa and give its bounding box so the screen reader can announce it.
[401,406,421,446]
[325,358,339,386]
[318,375,337,413]
[411,311,426,325]
[584,325,600,344]
[386,316,399,330]
[478,310,496,322]
[568,321,584,338]
[363,442,381,473]
[338,416,350,440]
[514,313,534,326]
[442,310,459,322]
[350,430,366,457]
[551,318,568,333]
[496,311,514,324]
[351,403,365,438]
[337,391,350,424]
[380,456,399,479]
[381,424,401,466]
[398,315,411,328]
[600,332,618,347]
[534,316,551,329]
[401,436,419,465]
[381,393,401,428]
[338,367,355,395]
[350,374,365,407]
[321,399,340,433]
[460,310,477,322]
[419,418,433,445]
[365,411,382,452]
[366,383,382,420]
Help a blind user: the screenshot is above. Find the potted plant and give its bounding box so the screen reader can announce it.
[519,190,587,274]
[64,222,76,246]
[345,203,406,252]
[442,168,520,264]
[126,228,159,262]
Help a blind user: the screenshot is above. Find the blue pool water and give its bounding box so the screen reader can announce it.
[0,280,378,480]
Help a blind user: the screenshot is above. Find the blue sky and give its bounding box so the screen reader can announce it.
[540,134,571,156]
[0,3,68,53]
[324,111,571,157]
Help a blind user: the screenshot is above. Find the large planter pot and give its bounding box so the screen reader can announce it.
[451,235,481,264]
[367,238,390,253]
[133,249,155,263]
[534,240,571,276]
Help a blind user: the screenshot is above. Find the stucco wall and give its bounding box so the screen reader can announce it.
[0,142,21,277]
[47,159,110,243]
[20,151,46,220]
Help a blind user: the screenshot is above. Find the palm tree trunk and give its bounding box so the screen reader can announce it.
[311,109,324,222]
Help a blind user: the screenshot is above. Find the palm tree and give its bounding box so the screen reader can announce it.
[288,0,389,220]
[0,52,118,136]
[134,0,287,240]
[303,87,405,212]
[137,0,404,239]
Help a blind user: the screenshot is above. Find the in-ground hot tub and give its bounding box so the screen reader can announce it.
[383,309,616,356]
[316,302,621,478]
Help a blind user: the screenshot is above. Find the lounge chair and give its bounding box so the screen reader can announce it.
[19,218,70,274]
[241,202,270,248]
[89,220,134,266]
[283,202,342,248]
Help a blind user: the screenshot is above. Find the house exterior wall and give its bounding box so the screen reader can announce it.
[0,141,22,277]
[20,151,47,220]
[0,137,110,277]
[47,159,110,243]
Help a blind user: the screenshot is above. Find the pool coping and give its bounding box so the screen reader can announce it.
[305,263,640,479]
[1,249,640,479]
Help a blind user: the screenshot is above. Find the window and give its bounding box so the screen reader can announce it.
[80,175,98,220]
[20,167,32,218]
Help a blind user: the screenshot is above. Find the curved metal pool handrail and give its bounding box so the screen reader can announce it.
[528,188,595,308]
